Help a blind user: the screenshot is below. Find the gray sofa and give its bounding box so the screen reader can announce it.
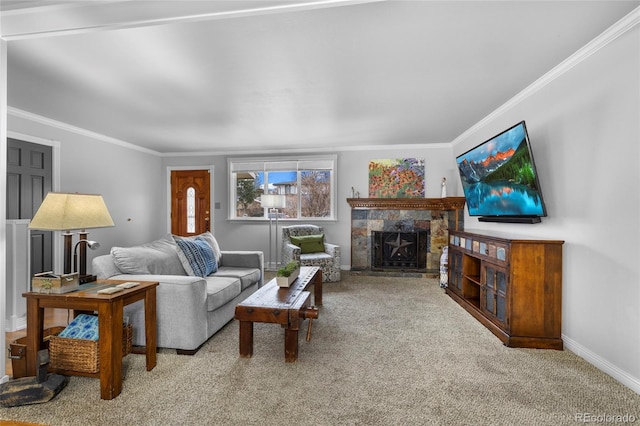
[91,233,263,354]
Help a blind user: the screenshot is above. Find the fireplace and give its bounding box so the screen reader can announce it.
[372,231,429,271]
[347,197,465,275]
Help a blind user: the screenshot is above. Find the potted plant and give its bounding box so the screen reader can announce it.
[276,261,300,287]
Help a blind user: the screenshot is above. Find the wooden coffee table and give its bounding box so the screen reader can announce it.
[235,266,321,362]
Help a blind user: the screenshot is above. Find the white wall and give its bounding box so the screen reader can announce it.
[451,21,640,392]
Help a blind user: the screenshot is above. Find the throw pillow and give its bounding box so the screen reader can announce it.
[290,234,325,254]
[175,238,218,277]
[173,232,222,265]
[111,234,186,275]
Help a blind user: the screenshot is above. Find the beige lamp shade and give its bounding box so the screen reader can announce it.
[29,192,115,231]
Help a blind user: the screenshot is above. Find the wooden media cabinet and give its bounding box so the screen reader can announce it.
[446,230,564,349]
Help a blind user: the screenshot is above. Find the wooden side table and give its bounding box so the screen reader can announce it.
[23,280,159,400]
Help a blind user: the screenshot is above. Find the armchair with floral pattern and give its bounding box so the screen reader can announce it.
[281,225,341,282]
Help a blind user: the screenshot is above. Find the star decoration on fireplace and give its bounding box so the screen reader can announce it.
[386,234,413,258]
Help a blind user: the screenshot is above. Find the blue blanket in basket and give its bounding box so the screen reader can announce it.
[58,314,99,340]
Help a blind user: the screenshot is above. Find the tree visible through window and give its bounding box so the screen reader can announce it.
[301,170,330,217]
[236,176,262,218]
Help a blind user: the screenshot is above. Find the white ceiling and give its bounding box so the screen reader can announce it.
[2,0,638,155]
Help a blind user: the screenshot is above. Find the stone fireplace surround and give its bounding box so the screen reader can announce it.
[347,197,465,276]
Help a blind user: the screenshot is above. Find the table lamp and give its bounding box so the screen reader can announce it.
[29,192,115,282]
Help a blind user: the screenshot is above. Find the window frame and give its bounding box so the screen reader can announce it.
[228,154,337,222]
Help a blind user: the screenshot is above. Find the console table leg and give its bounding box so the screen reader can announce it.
[239,321,253,357]
[313,269,322,306]
[284,328,299,362]
[98,300,123,400]
[25,299,45,377]
[144,286,157,371]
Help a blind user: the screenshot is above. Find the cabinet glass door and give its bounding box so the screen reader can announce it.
[448,249,463,293]
[483,264,507,325]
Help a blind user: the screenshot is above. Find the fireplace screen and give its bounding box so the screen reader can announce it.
[371,231,428,271]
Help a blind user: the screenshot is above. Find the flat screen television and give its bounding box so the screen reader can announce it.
[456,121,547,223]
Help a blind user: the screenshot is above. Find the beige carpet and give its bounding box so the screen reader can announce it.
[1,275,638,425]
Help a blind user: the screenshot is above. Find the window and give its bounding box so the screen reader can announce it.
[228,155,337,221]
[186,187,196,233]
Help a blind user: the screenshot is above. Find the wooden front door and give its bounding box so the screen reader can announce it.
[170,169,211,237]
[7,138,53,275]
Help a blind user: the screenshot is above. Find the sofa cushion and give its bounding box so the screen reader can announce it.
[214,267,262,291]
[290,234,325,254]
[205,276,241,311]
[301,252,332,264]
[175,238,218,277]
[111,234,186,275]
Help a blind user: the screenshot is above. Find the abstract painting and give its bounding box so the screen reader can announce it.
[368,158,425,198]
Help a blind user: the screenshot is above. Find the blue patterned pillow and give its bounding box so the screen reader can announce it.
[175,237,218,277]
[58,314,99,340]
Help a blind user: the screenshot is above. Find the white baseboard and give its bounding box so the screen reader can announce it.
[563,334,640,395]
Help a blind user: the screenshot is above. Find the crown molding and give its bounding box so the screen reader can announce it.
[162,141,451,158]
[1,0,384,41]
[8,107,162,156]
[10,103,448,158]
[452,5,640,147]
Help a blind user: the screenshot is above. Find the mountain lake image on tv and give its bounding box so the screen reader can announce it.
[456,121,547,222]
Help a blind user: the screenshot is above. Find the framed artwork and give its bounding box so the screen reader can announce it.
[368,158,425,198]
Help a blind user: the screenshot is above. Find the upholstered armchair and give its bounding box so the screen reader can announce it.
[281,225,341,282]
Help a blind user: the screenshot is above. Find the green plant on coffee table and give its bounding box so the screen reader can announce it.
[277,261,299,277]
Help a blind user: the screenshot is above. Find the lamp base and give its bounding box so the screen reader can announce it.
[79,274,97,284]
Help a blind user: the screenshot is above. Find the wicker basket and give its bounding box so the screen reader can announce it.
[49,324,133,373]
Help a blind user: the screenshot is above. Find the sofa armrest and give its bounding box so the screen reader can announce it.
[92,254,122,279]
[324,243,340,255]
[282,243,301,264]
[219,251,264,286]
[220,251,263,269]
[324,243,341,266]
[112,274,209,350]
